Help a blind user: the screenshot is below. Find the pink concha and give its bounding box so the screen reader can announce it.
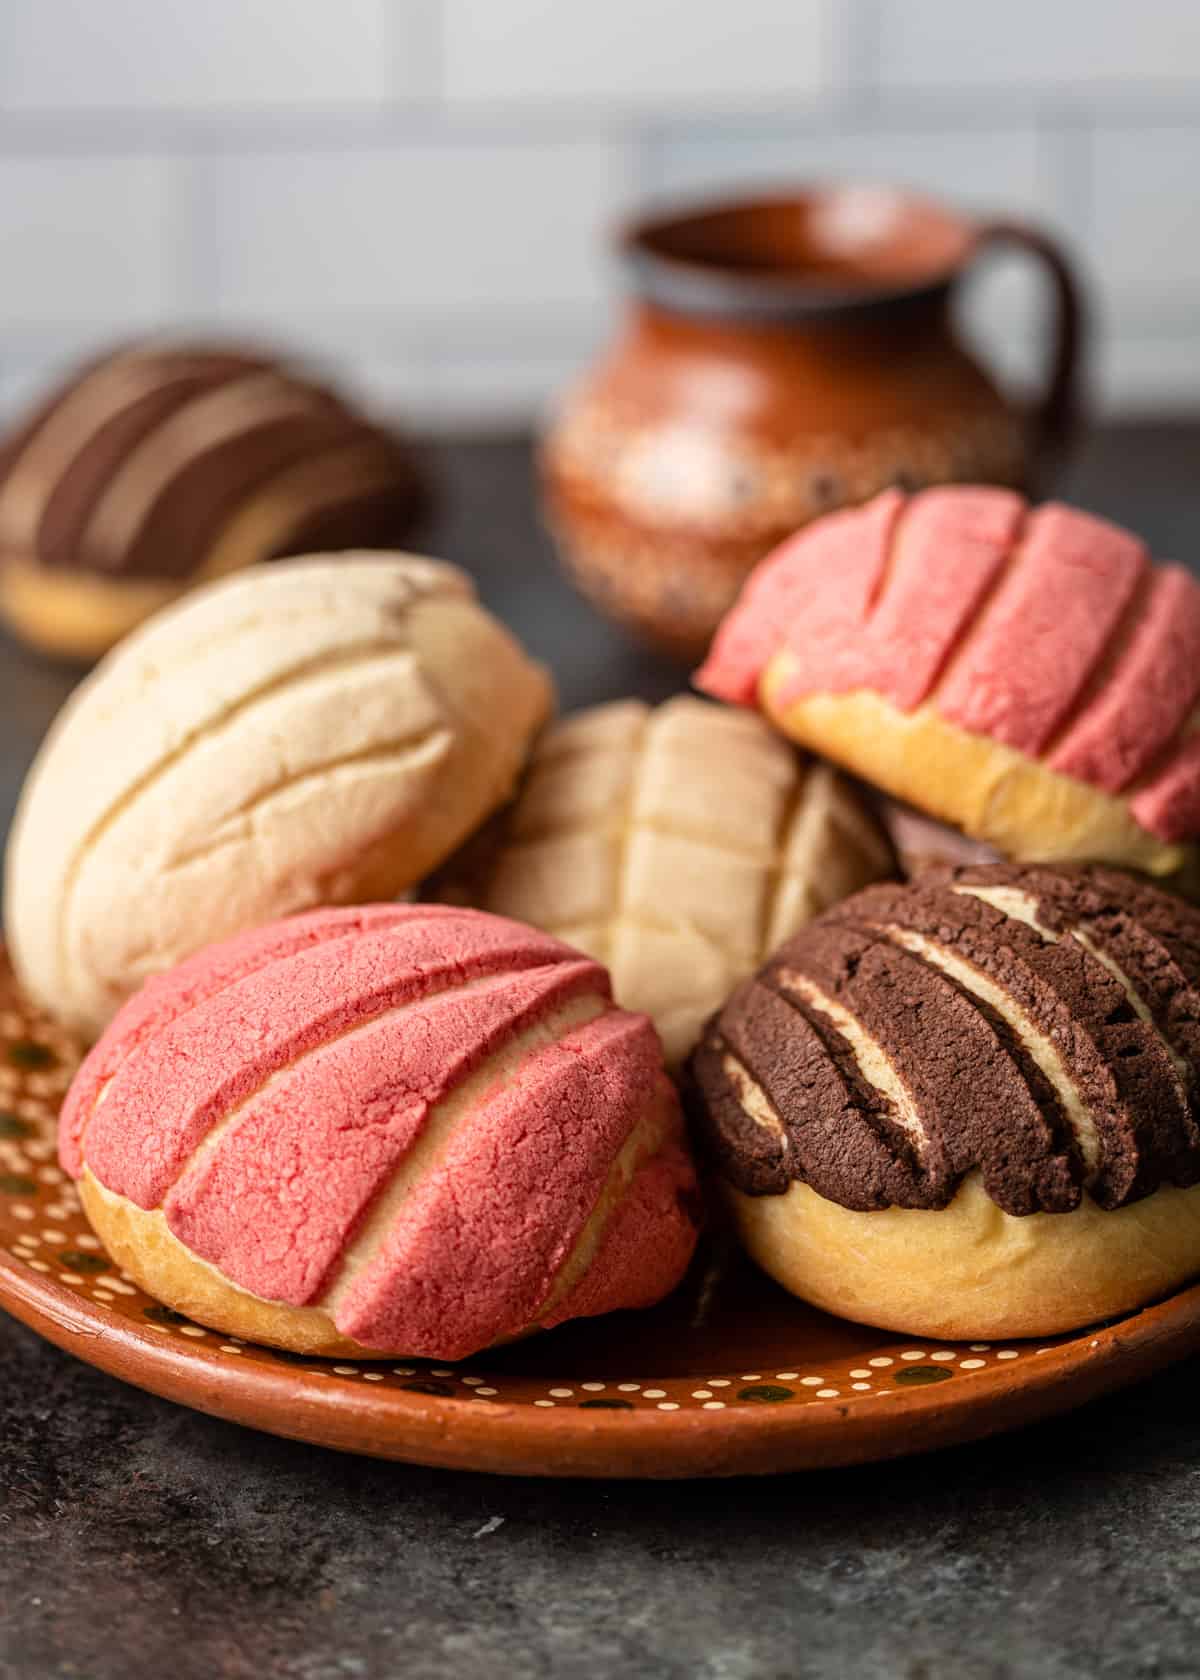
[695,486,1200,843]
[61,904,701,1359]
[935,502,1147,753]
[1051,565,1200,821]
[695,488,903,706]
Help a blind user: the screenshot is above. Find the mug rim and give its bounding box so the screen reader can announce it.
[618,182,978,322]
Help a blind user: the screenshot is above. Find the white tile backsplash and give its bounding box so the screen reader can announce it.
[425,345,609,430]
[0,0,405,114]
[443,0,835,108]
[1089,125,1200,324]
[1100,332,1200,414]
[208,139,628,327]
[648,124,1052,216]
[0,156,177,326]
[875,0,1200,92]
[0,2,1194,423]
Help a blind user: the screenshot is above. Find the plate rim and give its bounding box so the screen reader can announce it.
[5,940,1200,1479]
[5,1244,1200,1478]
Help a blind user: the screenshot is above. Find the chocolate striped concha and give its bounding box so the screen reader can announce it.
[61,904,700,1359]
[434,696,894,1066]
[4,555,552,1040]
[697,488,1200,895]
[0,341,423,660]
[691,864,1200,1338]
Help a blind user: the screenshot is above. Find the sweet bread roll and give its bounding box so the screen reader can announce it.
[697,488,1200,895]
[0,341,423,660]
[62,905,699,1358]
[5,555,552,1041]
[690,862,1200,1339]
[434,696,893,1066]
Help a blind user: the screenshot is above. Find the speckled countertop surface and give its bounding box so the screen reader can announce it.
[3,428,1200,1680]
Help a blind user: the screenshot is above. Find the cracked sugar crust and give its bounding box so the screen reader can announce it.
[691,863,1200,1216]
[5,555,553,1040]
[64,904,700,1359]
[433,695,894,1066]
[697,488,1200,855]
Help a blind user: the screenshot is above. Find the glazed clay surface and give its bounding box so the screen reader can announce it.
[543,187,1081,657]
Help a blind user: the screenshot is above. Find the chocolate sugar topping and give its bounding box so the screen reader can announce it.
[690,863,1200,1216]
[0,346,422,582]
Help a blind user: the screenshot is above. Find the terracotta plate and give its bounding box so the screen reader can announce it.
[3,950,1200,1479]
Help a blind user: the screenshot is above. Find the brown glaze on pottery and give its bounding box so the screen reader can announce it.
[542,185,1085,660]
[4,945,1197,1479]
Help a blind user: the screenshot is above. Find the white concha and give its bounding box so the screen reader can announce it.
[4,553,553,1039]
[435,695,894,1066]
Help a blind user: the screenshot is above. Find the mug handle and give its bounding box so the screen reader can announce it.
[971,217,1086,459]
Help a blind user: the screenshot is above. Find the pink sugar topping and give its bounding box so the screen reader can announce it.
[61,905,699,1356]
[695,490,903,706]
[936,502,1147,753]
[693,486,1200,843]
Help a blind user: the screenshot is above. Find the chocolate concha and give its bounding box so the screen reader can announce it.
[61,904,700,1360]
[4,554,553,1041]
[0,341,424,660]
[433,696,894,1067]
[690,863,1200,1339]
[697,488,1200,895]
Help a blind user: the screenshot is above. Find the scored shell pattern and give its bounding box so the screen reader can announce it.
[0,343,421,582]
[0,947,1057,1411]
[435,697,893,1068]
[695,865,1200,1215]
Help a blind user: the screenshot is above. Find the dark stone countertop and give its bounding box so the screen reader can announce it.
[3,426,1200,1680]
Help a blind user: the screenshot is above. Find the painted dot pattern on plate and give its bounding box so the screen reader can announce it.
[0,947,1062,1417]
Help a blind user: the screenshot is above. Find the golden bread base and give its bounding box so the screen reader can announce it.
[760,659,1200,898]
[81,1173,375,1356]
[0,553,178,662]
[730,1171,1200,1340]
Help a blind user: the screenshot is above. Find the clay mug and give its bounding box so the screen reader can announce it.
[540,184,1085,660]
